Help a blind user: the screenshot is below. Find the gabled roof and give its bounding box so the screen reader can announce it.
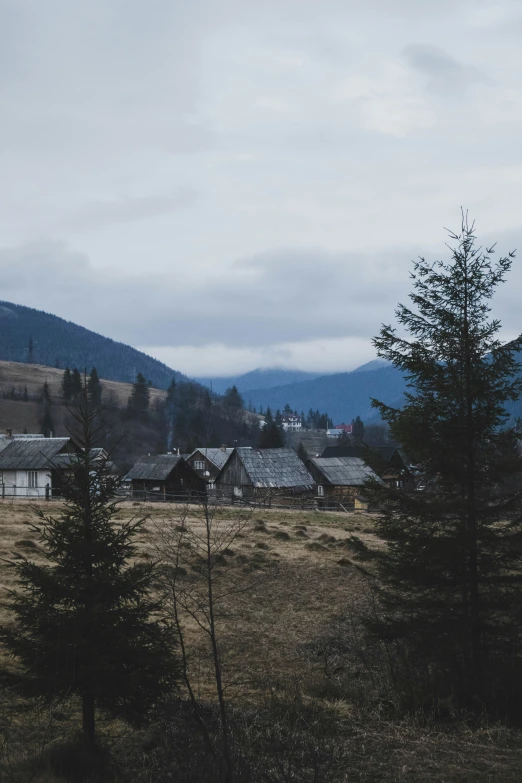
[189,447,235,470]
[125,454,183,481]
[0,438,71,470]
[309,456,382,486]
[229,447,314,490]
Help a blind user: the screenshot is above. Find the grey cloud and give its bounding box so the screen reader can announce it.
[404,45,487,94]
[63,189,198,231]
[0,239,411,349]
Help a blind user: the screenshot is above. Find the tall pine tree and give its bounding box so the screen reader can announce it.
[87,367,102,408]
[71,367,83,399]
[62,367,73,402]
[128,372,150,419]
[365,215,522,715]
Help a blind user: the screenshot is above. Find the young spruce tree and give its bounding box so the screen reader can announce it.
[2,397,179,747]
[365,215,522,715]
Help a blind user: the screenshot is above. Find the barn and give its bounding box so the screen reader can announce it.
[125,455,206,500]
[215,447,315,506]
[307,456,382,510]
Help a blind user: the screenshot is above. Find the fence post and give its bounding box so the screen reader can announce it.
[45,483,50,502]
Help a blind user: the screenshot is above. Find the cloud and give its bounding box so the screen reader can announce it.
[0,238,411,355]
[142,337,375,377]
[403,45,487,95]
[1,0,522,376]
[63,189,198,231]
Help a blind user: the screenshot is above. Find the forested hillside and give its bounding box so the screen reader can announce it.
[0,302,183,389]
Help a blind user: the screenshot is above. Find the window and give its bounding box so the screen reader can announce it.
[233,485,243,498]
[317,484,324,497]
[194,460,206,471]
[28,471,38,488]
[208,481,216,492]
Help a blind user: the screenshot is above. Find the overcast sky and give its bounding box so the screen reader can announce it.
[2,0,522,377]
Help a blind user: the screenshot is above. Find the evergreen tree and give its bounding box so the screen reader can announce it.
[2,402,179,747]
[258,421,285,448]
[223,385,243,409]
[87,367,102,408]
[71,367,83,399]
[166,378,177,407]
[62,367,73,402]
[351,415,365,442]
[264,407,273,425]
[128,372,150,419]
[364,215,522,715]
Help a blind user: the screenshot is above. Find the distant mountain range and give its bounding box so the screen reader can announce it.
[244,363,407,423]
[194,368,323,396]
[0,301,184,390]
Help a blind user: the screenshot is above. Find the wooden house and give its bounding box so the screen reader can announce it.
[186,447,236,489]
[307,456,382,510]
[215,447,315,506]
[125,455,206,500]
[0,435,75,499]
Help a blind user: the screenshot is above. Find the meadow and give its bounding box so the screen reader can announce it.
[0,499,520,782]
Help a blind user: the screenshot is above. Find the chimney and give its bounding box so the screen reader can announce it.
[5,428,12,438]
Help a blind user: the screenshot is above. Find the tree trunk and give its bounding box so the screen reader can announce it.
[463,263,482,694]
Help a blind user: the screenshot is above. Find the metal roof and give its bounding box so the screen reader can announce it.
[189,447,235,470]
[125,454,183,481]
[309,457,382,486]
[0,438,71,470]
[234,447,314,489]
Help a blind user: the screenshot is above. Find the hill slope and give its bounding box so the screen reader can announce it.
[0,360,167,436]
[0,301,183,389]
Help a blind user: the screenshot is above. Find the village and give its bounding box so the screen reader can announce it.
[0,422,412,511]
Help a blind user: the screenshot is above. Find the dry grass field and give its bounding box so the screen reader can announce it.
[0,499,521,781]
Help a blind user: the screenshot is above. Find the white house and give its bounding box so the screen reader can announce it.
[0,435,73,498]
[281,413,302,432]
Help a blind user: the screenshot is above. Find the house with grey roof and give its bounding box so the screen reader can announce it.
[321,444,412,489]
[0,435,74,498]
[187,447,236,486]
[125,454,206,499]
[215,447,315,506]
[306,456,383,510]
